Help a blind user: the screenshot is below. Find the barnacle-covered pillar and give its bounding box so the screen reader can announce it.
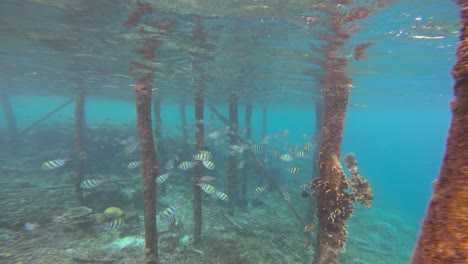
[412,2,468,263]
[123,1,168,262]
[227,93,239,216]
[73,86,86,203]
[0,91,17,142]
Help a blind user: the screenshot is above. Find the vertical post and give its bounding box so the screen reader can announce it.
[241,102,252,201]
[0,92,17,142]
[179,101,188,144]
[228,93,239,216]
[153,94,166,197]
[411,2,468,263]
[136,79,159,264]
[193,82,204,244]
[73,87,86,203]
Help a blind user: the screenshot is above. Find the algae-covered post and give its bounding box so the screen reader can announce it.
[73,87,86,203]
[228,93,239,216]
[135,79,160,264]
[0,91,17,142]
[153,93,166,197]
[241,102,252,201]
[411,2,468,263]
[123,1,170,263]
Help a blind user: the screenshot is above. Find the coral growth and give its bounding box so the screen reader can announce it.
[344,153,374,208]
[53,206,95,231]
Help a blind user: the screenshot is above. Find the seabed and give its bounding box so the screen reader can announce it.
[0,122,418,264]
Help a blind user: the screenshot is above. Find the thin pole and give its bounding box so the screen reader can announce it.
[241,102,252,200]
[0,92,17,141]
[193,84,203,244]
[18,98,73,137]
[227,94,239,216]
[73,87,86,203]
[412,2,468,263]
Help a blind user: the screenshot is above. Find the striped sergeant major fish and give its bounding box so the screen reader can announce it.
[202,160,215,170]
[254,184,268,193]
[161,204,179,225]
[196,181,216,194]
[215,191,229,201]
[287,167,301,174]
[178,161,195,170]
[156,172,171,184]
[193,150,212,161]
[41,158,71,171]
[80,179,104,189]
[102,218,124,231]
[127,161,141,169]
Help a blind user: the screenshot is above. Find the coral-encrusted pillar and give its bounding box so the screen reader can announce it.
[136,79,159,264]
[411,2,468,263]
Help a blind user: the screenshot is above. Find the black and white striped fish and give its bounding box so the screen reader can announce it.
[102,219,124,231]
[178,161,195,170]
[156,172,171,184]
[254,184,268,193]
[127,161,141,169]
[41,158,70,171]
[80,179,103,189]
[202,160,215,170]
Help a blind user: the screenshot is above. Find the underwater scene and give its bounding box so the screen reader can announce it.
[0,0,461,264]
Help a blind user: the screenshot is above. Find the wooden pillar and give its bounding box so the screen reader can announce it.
[227,94,239,216]
[136,79,159,264]
[73,88,86,203]
[0,92,17,141]
[411,2,468,263]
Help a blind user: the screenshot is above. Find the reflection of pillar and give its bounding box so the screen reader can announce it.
[228,94,239,216]
[153,94,166,196]
[241,103,252,200]
[193,86,203,244]
[0,92,17,141]
[73,88,85,203]
[136,79,159,264]
[412,4,468,263]
[179,101,188,144]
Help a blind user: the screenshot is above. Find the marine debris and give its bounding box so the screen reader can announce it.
[412,1,468,263]
[54,206,95,231]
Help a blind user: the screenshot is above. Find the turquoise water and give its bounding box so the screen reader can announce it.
[0,0,459,263]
